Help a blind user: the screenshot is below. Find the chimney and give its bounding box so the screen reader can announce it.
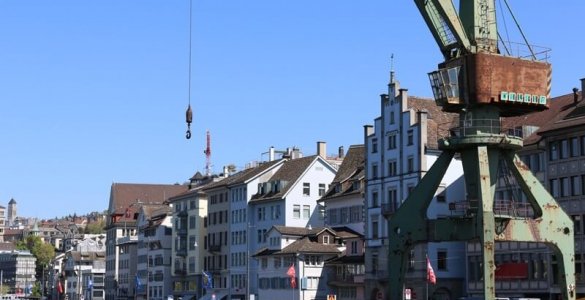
[317,141,327,158]
[338,146,344,159]
[581,78,585,100]
[223,165,228,177]
[269,146,275,161]
[574,87,579,104]
[364,125,374,138]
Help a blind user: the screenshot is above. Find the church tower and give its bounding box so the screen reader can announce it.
[7,198,16,227]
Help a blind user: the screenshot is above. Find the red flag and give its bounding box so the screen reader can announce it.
[286,264,296,288]
[426,256,436,284]
[58,281,64,294]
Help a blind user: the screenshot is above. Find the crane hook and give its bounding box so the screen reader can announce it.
[185,104,193,139]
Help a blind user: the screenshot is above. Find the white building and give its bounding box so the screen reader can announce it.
[247,151,337,299]
[364,72,466,299]
[254,226,341,300]
[319,144,366,300]
[136,204,174,300]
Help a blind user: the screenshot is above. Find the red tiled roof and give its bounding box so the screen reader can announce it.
[109,183,188,221]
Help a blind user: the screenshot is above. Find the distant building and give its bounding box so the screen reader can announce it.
[7,198,16,227]
[0,204,5,241]
[319,144,366,300]
[104,183,187,300]
[0,250,37,295]
[135,204,174,300]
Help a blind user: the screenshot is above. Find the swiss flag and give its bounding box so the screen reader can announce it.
[286,264,296,288]
[427,256,436,284]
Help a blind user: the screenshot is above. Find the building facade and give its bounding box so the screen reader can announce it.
[364,73,466,300]
[105,183,187,300]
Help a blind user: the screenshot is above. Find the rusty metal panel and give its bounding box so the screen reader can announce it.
[466,53,551,115]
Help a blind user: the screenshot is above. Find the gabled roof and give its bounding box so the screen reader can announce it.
[108,183,187,221]
[278,237,340,255]
[503,92,583,145]
[270,225,333,237]
[250,155,328,203]
[202,159,285,191]
[322,145,364,200]
[330,226,362,239]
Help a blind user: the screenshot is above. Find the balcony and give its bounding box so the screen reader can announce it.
[174,268,187,276]
[329,273,365,285]
[448,199,535,218]
[176,248,187,257]
[208,244,221,252]
[381,203,397,217]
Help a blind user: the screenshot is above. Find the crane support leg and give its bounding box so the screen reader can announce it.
[387,150,455,300]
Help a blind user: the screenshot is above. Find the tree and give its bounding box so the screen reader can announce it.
[17,235,56,279]
[84,219,106,234]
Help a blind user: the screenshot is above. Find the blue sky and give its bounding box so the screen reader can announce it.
[0,1,583,219]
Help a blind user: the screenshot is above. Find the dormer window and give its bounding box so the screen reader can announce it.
[323,236,329,244]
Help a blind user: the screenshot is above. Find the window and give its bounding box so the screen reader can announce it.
[437,250,447,270]
[258,207,265,221]
[572,176,581,196]
[561,177,570,197]
[372,164,378,179]
[407,156,414,173]
[350,205,363,222]
[371,191,379,207]
[388,134,397,150]
[571,137,580,157]
[561,139,569,159]
[550,179,559,197]
[351,241,358,254]
[388,188,398,211]
[318,183,326,196]
[303,205,310,219]
[573,215,582,234]
[303,183,310,196]
[329,208,338,224]
[388,160,397,176]
[549,141,559,161]
[372,138,378,153]
[371,217,379,239]
[293,205,301,219]
[407,130,414,146]
[323,236,329,244]
[390,111,395,124]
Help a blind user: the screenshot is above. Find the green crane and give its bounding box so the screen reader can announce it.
[386,1,575,299]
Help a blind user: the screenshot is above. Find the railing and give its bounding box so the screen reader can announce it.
[438,119,524,140]
[208,244,221,252]
[329,273,365,284]
[381,203,397,216]
[448,199,535,218]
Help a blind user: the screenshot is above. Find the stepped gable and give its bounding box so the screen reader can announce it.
[407,96,459,150]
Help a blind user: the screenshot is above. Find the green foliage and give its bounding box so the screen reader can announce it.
[85,219,106,234]
[0,284,10,295]
[32,282,42,297]
[17,235,56,279]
